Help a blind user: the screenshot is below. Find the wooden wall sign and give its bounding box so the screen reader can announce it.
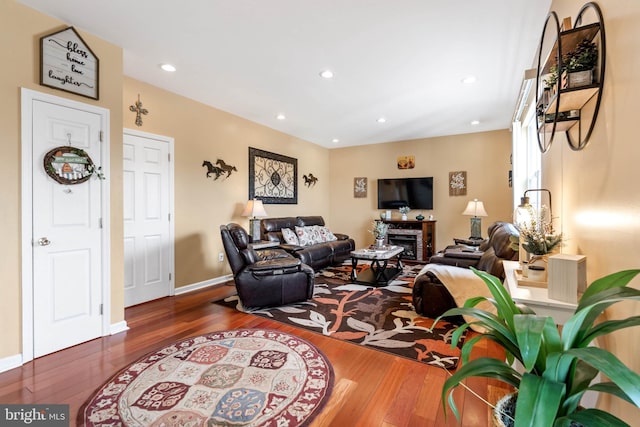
[40,27,99,100]
[449,171,467,196]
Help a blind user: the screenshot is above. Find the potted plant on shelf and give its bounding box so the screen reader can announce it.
[562,38,598,88]
[512,204,562,281]
[543,65,559,96]
[370,220,389,248]
[436,268,640,427]
[399,206,411,220]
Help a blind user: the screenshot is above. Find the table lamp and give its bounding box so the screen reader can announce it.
[241,199,268,242]
[462,199,488,240]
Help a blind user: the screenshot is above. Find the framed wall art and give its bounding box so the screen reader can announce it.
[397,155,415,169]
[40,27,99,100]
[354,177,367,198]
[449,171,467,196]
[249,147,297,204]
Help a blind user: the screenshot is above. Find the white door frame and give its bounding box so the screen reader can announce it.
[20,88,111,363]
[123,128,176,299]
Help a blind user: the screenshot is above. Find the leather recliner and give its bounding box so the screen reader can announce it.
[412,221,519,318]
[220,223,315,309]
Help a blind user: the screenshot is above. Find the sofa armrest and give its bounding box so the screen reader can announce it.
[248,257,302,276]
[412,271,462,321]
[279,243,305,252]
[441,247,483,260]
[334,233,349,241]
[255,248,291,261]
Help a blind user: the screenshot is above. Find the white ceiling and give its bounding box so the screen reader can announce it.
[18,0,551,148]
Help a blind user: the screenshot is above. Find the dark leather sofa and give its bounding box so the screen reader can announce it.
[261,216,355,270]
[221,223,314,308]
[412,221,519,318]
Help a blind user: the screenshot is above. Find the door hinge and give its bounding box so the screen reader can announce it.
[99,130,104,142]
[99,218,103,228]
[168,153,171,162]
[168,213,171,221]
[169,272,172,281]
[99,304,103,315]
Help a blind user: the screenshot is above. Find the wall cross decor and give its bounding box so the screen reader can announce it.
[129,94,149,127]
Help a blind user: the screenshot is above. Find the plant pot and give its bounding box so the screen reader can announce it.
[527,254,549,281]
[375,238,385,248]
[493,392,585,427]
[401,214,408,221]
[562,69,594,88]
[493,392,516,427]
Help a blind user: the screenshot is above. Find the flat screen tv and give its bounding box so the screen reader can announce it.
[377,177,433,210]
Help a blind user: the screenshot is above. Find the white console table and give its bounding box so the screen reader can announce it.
[502,260,577,325]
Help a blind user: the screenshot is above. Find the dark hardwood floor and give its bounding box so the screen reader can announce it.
[0,283,509,426]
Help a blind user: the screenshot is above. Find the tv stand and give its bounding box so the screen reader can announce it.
[383,220,436,260]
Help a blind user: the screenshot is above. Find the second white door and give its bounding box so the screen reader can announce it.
[123,130,173,307]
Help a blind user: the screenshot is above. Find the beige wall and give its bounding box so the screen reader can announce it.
[4,0,639,421]
[0,1,124,358]
[123,78,332,286]
[544,0,640,422]
[328,130,513,249]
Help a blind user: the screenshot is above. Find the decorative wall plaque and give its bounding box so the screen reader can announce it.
[44,146,100,184]
[40,27,99,100]
[449,171,467,196]
[249,148,297,204]
[397,155,415,169]
[354,177,367,198]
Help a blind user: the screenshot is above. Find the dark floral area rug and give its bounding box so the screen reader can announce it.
[217,263,464,369]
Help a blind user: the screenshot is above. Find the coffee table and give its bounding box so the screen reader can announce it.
[350,245,404,287]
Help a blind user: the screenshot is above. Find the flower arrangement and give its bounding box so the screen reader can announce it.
[370,220,389,239]
[517,205,562,256]
[398,206,411,215]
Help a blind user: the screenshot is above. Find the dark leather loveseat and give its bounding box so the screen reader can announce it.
[412,221,519,318]
[261,216,355,270]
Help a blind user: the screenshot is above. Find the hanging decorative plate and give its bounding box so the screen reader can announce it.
[43,146,98,184]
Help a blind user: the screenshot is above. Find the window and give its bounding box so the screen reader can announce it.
[512,101,542,212]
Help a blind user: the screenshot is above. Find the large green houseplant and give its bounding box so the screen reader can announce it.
[437,268,640,427]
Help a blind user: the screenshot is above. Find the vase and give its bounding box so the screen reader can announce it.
[375,238,385,248]
[401,214,407,221]
[528,254,549,282]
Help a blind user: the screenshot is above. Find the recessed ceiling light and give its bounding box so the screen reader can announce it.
[377,117,387,123]
[161,64,176,72]
[319,69,334,79]
[471,120,480,125]
[332,138,340,143]
[276,114,286,120]
[461,76,476,84]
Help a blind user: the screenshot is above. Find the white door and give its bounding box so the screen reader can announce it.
[31,100,105,358]
[123,130,173,307]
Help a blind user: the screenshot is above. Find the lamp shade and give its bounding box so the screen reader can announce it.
[241,199,268,218]
[462,199,488,217]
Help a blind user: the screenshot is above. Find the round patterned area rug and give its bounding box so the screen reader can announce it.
[80,329,334,426]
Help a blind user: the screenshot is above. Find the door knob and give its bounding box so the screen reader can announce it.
[38,237,51,246]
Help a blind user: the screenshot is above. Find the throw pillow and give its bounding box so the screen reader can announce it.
[281,228,299,245]
[308,225,324,244]
[295,225,322,246]
[318,226,338,242]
